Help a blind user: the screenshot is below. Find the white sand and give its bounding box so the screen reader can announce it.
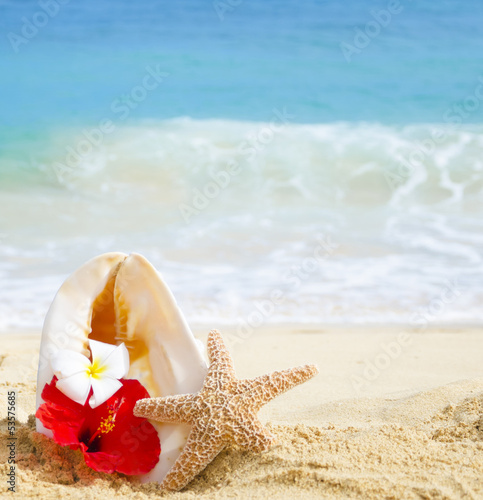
[1,326,482,498]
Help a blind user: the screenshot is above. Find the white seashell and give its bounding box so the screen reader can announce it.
[36,252,208,483]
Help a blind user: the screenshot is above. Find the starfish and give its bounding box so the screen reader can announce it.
[133,329,318,491]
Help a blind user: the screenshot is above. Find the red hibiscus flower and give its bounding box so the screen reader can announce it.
[36,376,160,475]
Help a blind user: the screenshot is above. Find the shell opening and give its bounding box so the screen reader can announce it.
[89,265,155,394]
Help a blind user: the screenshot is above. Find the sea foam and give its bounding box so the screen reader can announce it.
[0,119,482,330]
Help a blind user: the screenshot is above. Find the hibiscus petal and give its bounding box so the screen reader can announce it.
[36,376,86,446]
[50,350,90,379]
[101,343,130,380]
[83,450,120,474]
[38,376,160,476]
[105,419,160,475]
[94,379,160,475]
[56,372,92,406]
[89,376,123,408]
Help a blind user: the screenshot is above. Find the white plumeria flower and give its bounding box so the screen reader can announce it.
[50,339,130,409]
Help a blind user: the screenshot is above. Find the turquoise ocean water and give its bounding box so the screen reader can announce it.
[0,0,482,329]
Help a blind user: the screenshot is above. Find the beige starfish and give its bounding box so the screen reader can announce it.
[133,329,318,491]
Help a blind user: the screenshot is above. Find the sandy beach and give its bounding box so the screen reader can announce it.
[1,325,482,499]
[2,0,482,498]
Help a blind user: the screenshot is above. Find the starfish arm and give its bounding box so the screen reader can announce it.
[242,364,318,408]
[133,394,196,424]
[233,418,275,453]
[204,329,236,389]
[160,426,226,491]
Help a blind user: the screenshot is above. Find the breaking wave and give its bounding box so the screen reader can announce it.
[1,119,482,330]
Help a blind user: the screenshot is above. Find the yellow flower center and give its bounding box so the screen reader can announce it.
[86,358,107,379]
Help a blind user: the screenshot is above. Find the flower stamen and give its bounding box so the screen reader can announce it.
[87,402,119,446]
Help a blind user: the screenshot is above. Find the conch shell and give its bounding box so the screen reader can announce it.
[35,252,208,482]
